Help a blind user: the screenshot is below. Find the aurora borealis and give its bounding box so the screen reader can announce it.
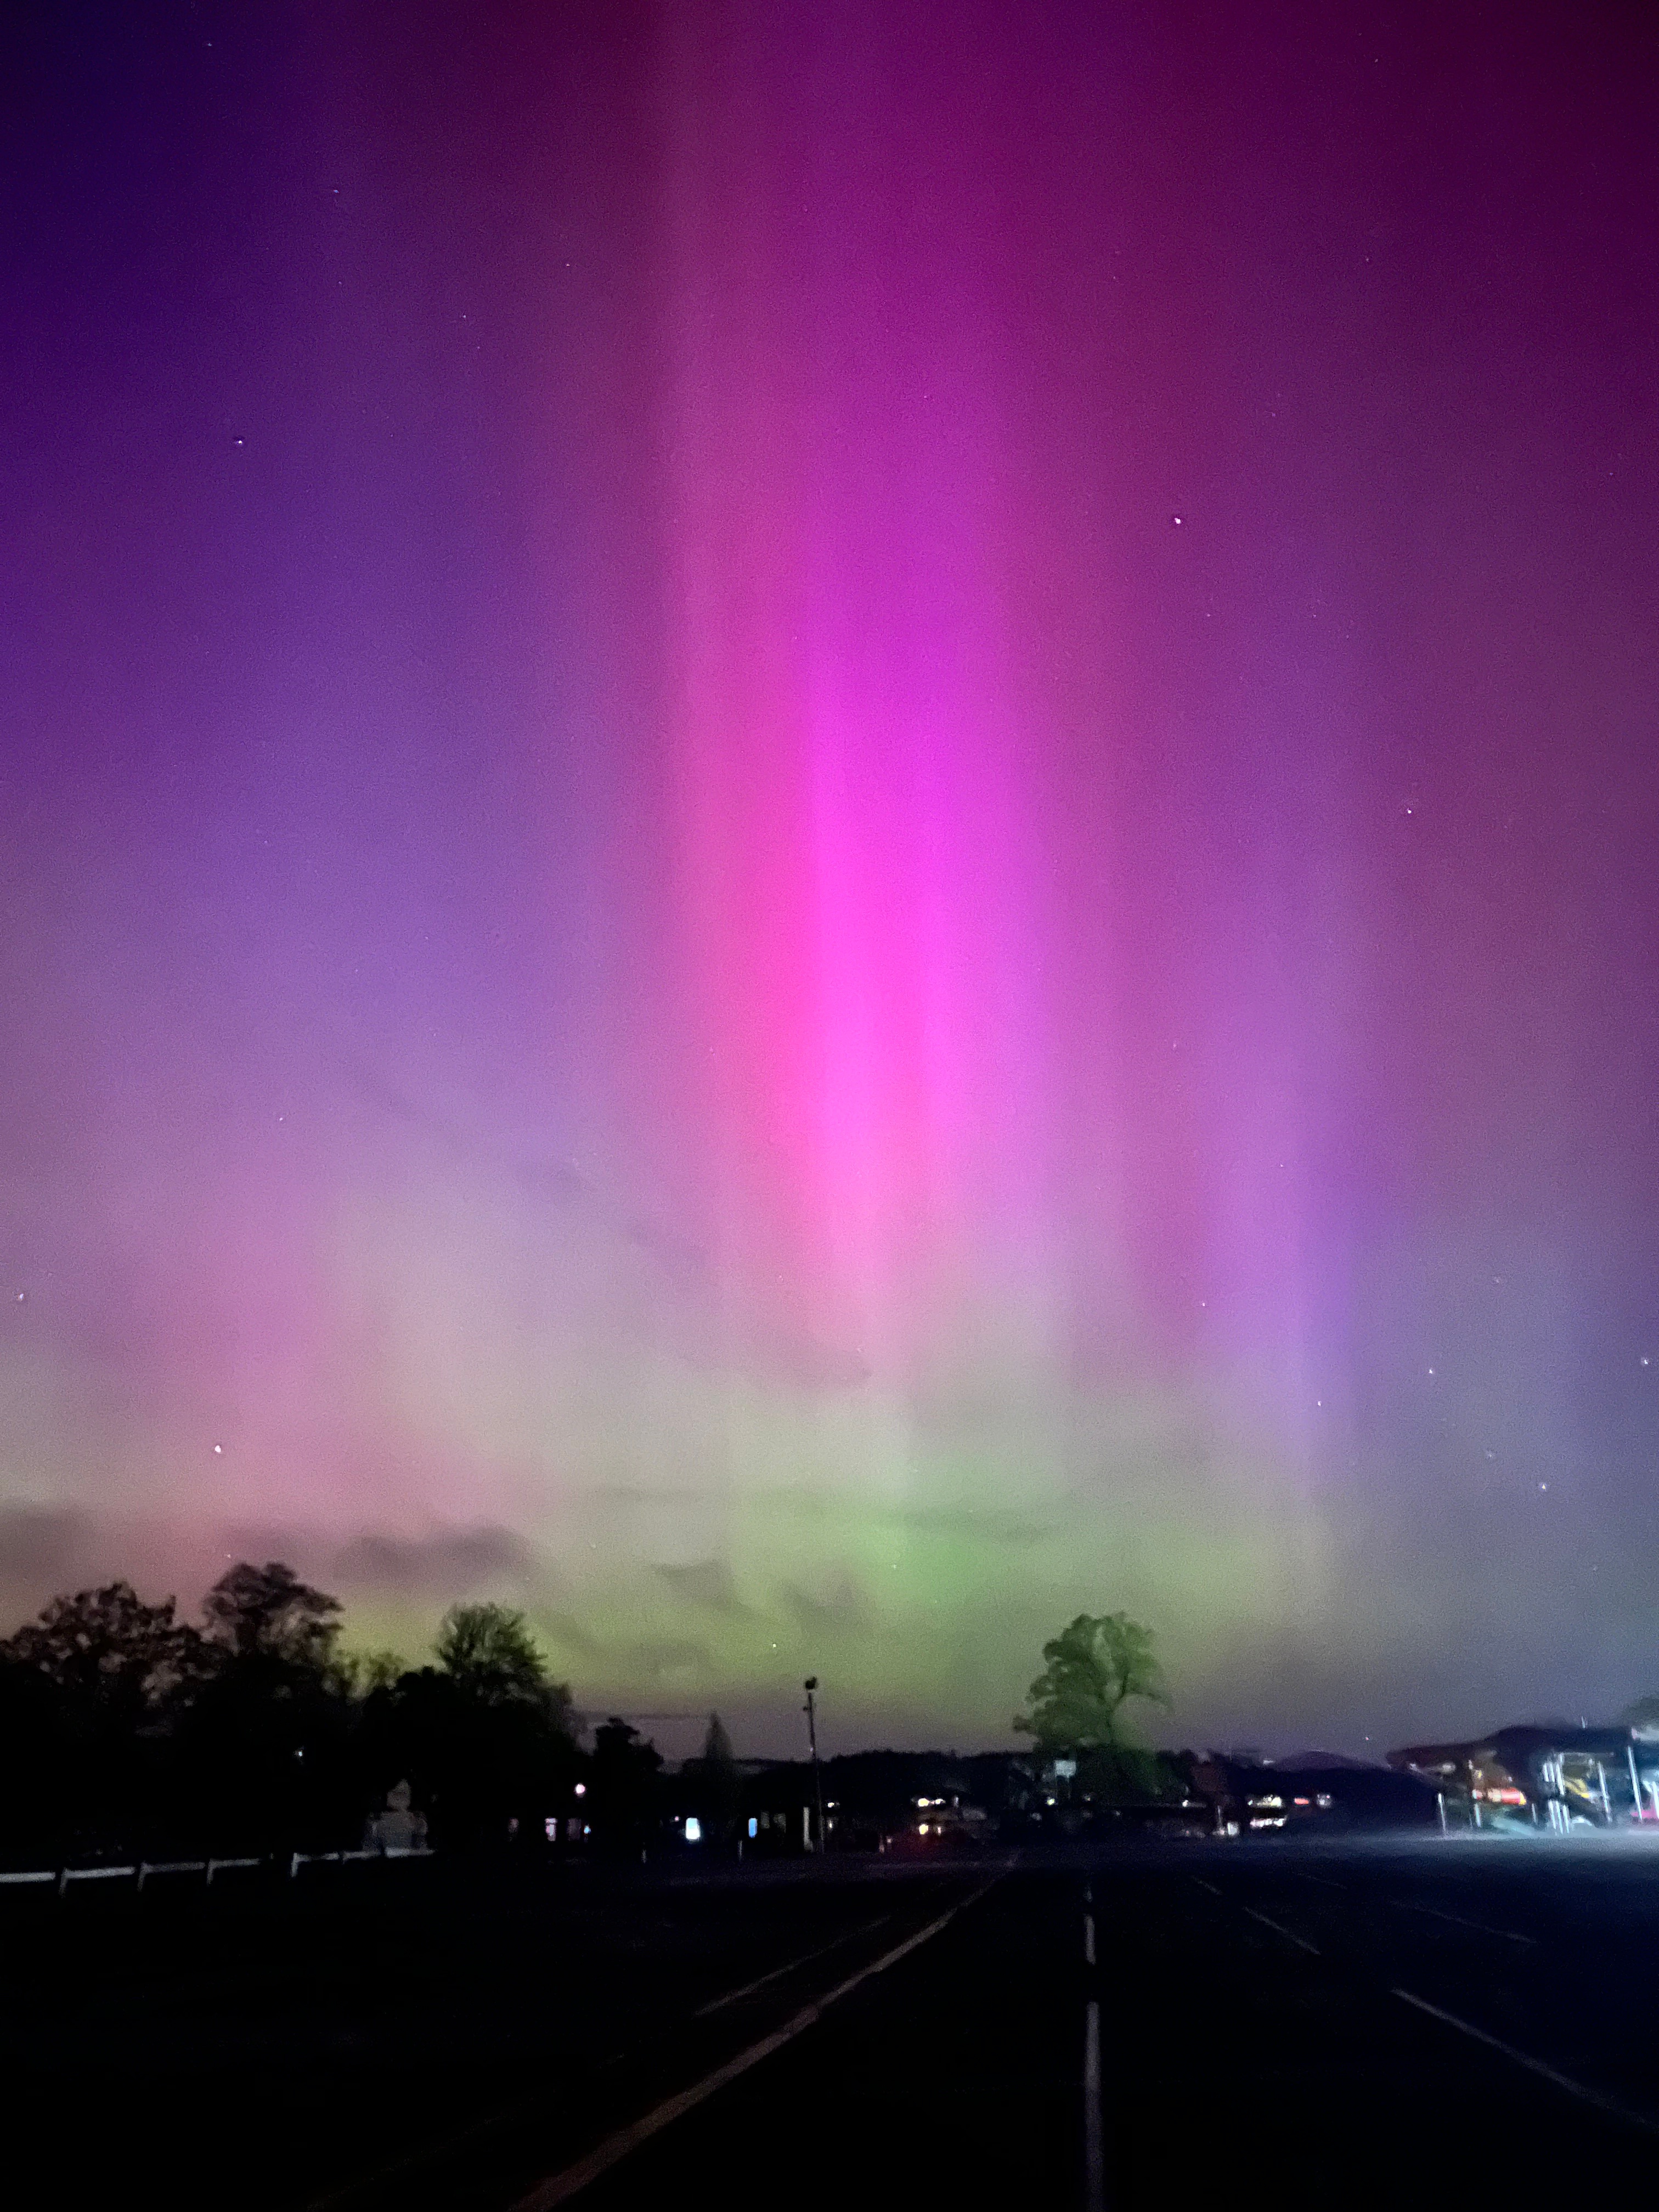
[4,3,1658,1755]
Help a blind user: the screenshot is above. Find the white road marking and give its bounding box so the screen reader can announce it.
[1082,1998,1105,2212]
[1295,1871,1346,1891]
[693,1916,889,2016]
[1084,1911,1096,1966]
[1391,1988,1657,2131]
[511,1881,1001,2209]
[1243,1905,1321,1956]
[1397,1899,1536,1946]
[1190,1876,1221,1897]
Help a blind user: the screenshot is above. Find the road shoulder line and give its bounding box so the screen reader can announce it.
[511,1878,1001,2210]
[693,1914,890,2016]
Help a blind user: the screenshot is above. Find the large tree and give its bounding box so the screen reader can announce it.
[0,1580,205,1718]
[362,1604,579,1848]
[1014,1612,1168,1761]
[436,1601,563,1714]
[201,1560,342,1670]
[181,1563,352,1853]
[0,1581,222,1857]
[589,1717,662,1855]
[687,1712,741,1847]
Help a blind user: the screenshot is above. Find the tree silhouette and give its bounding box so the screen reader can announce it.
[202,1561,342,1669]
[590,1718,662,1854]
[0,1581,206,1719]
[363,1606,578,1849]
[0,1581,219,1857]
[689,1712,741,1847]
[1015,1612,1170,1798]
[436,1602,565,1718]
[181,1563,352,1853]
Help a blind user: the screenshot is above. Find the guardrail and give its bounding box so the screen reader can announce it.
[0,1847,432,1895]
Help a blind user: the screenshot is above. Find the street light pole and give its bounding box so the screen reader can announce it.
[803,1677,825,1853]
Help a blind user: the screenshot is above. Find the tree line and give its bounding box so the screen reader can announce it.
[1,1571,1176,1866]
[0,1561,663,1864]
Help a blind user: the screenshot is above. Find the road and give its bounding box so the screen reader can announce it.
[514,1839,1659,2209]
[10,1837,1659,2207]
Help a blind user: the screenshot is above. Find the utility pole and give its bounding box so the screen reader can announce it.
[803,1677,825,1853]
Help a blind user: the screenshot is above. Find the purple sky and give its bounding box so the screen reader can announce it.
[3,2,1658,1756]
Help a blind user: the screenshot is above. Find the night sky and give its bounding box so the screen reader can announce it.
[4,2,1658,1756]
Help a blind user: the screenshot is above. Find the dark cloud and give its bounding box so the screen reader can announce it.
[782,1578,871,1634]
[653,1558,748,1613]
[330,1524,540,1596]
[625,1637,716,1679]
[0,1505,93,1586]
[538,1611,603,1658]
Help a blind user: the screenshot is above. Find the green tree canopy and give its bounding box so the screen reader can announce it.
[1014,1611,1168,1753]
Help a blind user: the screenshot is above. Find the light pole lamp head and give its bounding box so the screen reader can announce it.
[804,1675,818,1693]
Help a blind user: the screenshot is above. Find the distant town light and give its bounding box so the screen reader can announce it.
[748,1816,758,1838]
[574,1783,586,1797]
[684,1816,702,1843]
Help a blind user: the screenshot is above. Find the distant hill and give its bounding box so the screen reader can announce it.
[1271,1750,1380,1771]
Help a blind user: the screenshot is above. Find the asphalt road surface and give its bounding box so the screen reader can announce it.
[11,1837,1659,2208]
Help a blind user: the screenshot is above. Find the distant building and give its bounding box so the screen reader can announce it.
[1177,1751,1436,1833]
[1390,1724,1657,1831]
[363,1779,428,1854]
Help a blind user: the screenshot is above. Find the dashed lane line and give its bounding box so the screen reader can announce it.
[1082,1998,1105,2212]
[1187,1871,1646,2132]
[1242,1905,1322,1956]
[1391,1988,1658,2132]
[1396,1899,1536,1947]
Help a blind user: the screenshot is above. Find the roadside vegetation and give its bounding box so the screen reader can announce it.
[0,1564,590,1864]
[0,1575,1184,1863]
